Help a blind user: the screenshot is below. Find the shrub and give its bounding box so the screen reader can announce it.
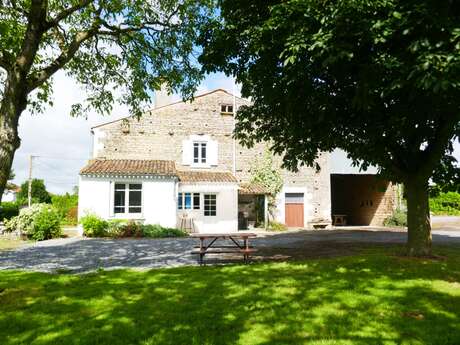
[383,209,407,227]
[80,214,108,237]
[141,224,188,238]
[0,202,19,221]
[32,207,62,240]
[429,192,460,215]
[268,221,288,231]
[52,193,78,225]
[4,204,62,240]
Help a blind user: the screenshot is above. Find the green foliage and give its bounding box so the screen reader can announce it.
[250,149,283,220]
[430,192,460,215]
[32,207,62,241]
[141,224,188,238]
[268,221,288,232]
[200,0,460,177]
[17,179,51,205]
[0,1,215,117]
[80,214,187,238]
[0,202,19,221]
[80,214,108,238]
[51,193,78,225]
[4,204,62,240]
[383,209,408,227]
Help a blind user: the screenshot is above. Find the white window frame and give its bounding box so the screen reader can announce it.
[178,192,201,210]
[204,194,217,217]
[220,104,234,115]
[192,141,207,166]
[113,182,143,216]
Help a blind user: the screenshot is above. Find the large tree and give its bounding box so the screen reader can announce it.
[199,0,460,255]
[0,0,212,202]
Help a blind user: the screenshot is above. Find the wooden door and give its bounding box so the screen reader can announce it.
[285,193,304,227]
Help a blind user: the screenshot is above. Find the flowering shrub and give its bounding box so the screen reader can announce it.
[4,204,62,240]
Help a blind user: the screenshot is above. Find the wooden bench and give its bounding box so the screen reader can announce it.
[190,233,257,264]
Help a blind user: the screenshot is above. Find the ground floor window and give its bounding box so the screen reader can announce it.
[204,194,217,216]
[114,183,142,214]
[178,192,201,210]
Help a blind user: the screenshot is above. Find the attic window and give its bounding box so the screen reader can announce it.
[220,104,233,115]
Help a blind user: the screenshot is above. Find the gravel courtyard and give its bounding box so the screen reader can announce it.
[1,227,460,273]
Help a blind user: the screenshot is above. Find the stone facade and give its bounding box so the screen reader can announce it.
[92,89,332,226]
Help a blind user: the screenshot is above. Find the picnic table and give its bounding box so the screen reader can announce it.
[190,233,257,265]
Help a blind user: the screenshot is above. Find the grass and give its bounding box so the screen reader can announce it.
[0,246,459,344]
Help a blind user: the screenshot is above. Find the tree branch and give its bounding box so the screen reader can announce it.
[420,114,460,178]
[16,0,48,71]
[45,0,92,29]
[0,51,14,71]
[27,26,99,91]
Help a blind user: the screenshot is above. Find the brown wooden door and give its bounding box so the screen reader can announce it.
[285,193,304,227]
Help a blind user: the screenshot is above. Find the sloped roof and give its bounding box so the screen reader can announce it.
[177,170,238,183]
[80,159,176,176]
[80,159,238,183]
[238,183,271,195]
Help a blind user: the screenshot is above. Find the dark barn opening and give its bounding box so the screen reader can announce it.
[330,174,396,226]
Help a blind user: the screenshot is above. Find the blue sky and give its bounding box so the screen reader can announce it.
[10,71,460,194]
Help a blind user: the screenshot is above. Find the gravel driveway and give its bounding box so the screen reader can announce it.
[1,228,459,273]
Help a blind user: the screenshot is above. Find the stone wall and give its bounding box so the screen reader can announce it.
[92,89,332,224]
[330,174,397,226]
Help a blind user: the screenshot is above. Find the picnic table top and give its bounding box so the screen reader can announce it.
[190,232,257,238]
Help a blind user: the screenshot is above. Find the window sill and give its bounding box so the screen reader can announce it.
[190,164,212,169]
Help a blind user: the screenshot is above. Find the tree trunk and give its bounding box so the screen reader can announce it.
[405,177,432,256]
[0,78,24,203]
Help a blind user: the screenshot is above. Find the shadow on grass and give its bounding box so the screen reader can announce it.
[0,246,459,345]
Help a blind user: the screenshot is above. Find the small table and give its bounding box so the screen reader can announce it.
[332,214,347,226]
[190,233,257,265]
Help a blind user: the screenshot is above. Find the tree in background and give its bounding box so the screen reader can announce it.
[250,149,283,221]
[200,0,460,256]
[51,192,79,225]
[17,179,51,204]
[0,0,214,202]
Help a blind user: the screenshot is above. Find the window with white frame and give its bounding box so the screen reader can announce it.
[114,183,142,214]
[220,104,234,115]
[178,192,200,210]
[193,142,207,164]
[204,194,216,216]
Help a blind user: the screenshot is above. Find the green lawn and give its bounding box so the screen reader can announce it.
[0,246,459,345]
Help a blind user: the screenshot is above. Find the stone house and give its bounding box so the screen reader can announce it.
[78,89,397,232]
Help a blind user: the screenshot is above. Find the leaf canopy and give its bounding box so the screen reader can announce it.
[199,0,460,182]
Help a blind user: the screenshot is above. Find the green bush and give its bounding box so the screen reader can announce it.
[80,215,187,238]
[32,207,62,240]
[80,214,108,237]
[0,202,19,221]
[51,193,78,225]
[383,209,407,227]
[4,204,62,240]
[268,221,288,231]
[429,192,460,215]
[141,224,188,238]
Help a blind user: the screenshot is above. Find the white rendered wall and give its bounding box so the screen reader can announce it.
[177,183,238,233]
[2,191,17,202]
[274,185,312,227]
[78,176,177,228]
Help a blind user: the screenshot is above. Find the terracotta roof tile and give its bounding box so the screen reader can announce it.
[177,170,237,183]
[238,183,271,195]
[80,159,176,176]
